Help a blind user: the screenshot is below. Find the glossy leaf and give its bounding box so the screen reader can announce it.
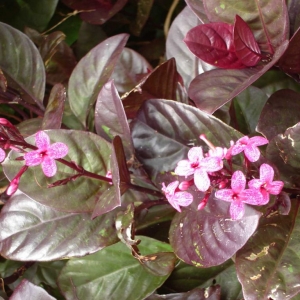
[203,0,289,53]
[122,59,180,119]
[61,0,128,25]
[169,197,261,267]
[131,99,242,181]
[184,23,246,69]
[10,279,55,300]
[95,80,134,156]
[236,201,300,300]
[166,6,214,88]
[257,89,300,141]
[111,47,152,93]
[0,193,118,261]
[233,15,261,67]
[188,41,289,114]
[58,236,173,300]
[3,130,112,213]
[279,27,300,73]
[42,83,66,130]
[68,34,129,126]
[185,0,209,23]
[0,22,45,107]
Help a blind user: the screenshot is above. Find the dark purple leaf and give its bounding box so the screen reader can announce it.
[0,68,7,92]
[233,15,261,66]
[277,192,291,215]
[287,0,300,34]
[169,197,261,267]
[42,83,66,130]
[257,89,300,141]
[166,6,215,88]
[131,99,242,181]
[236,201,300,300]
[62,0,128,25]
[10,279,55,300]
[68,34,129,127]
[146,286,221,300]
[95,80,134,156]
[279,27,300,73]
[122,59,180,119]
[111,47,152,93]
[188,41,289,114]
[203,0,289,54]
[0,193,118,261]
[185,0,209,23]
[184,23,246,69]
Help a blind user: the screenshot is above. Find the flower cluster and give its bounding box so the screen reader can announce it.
[162,135,284,220]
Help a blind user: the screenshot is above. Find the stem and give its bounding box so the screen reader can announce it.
[164,0,180,37]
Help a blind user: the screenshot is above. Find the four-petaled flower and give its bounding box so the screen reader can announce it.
[175,147,223,192]
[215,170,263,220]
[248,163,284,204]
[230,136,268,162]
[162,181,193,212]
[24,131,68,177]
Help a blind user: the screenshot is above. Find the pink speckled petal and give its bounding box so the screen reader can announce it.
[259,163,274,183]
[24,151,43,166]
[231,171,246,193]
[201,156,223,172]
[173,191,193,207]
[35,131,50,149]
[230,200,245,220]
[250,136,268,146]
[187,147,203,162]
[194,168,210,192]
[267,181,284,195]
[215,189,234,202]
[41,157,57,177]
[175,160,195,176]
[240,189,264,205]
[244,145,260,162]
[48,142,68,159]
[0,148,5,162]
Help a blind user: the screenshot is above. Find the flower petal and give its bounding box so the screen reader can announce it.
[48,142,68,159]
[240,189,264,205]
[215,189,234,202]
[173,191,193,206]
[188,147,203,162]
[250,136,268,146]
[259,163,274,183]
[35,131,50,150]
[194,168,210,192]
[230,200,245,220]
[267,181,284,195]
[162,181,179,196]
[201,157,223,172]
[0,148,5,162]
[175,160,195,176]
[24,151,43,166]
[244,145,260,162]
[41,157,57,177]
[231,171,246,193]
[248,178,264,190]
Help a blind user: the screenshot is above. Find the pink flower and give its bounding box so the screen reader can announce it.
[248,164,284,204]
[0,148,5,163]
[162,181,193,212]
[24,131,68,177]
[215,170,263,220]
[230,136,268,162]
[175,147,223,192]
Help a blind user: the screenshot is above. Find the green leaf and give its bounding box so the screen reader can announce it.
[0,193,118,261]
[68,34,129,127]
[236,201,300,299]
[58,236,173,300]
[3,130,112,213]
[0,22,45,107]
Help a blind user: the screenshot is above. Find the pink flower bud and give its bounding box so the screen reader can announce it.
[6,178,20,196]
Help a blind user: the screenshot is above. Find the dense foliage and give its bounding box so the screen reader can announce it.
[1,0,300,299]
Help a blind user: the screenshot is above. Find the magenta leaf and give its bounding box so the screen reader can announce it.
[184,23,246,69]
[236,201,300,299]
[10,279,56,300]
[169,196,261,267]
[233,15,261,66]
[203,0,289,54]
[188,41,289,114]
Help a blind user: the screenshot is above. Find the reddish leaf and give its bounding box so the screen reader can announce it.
[234,15,261,67]
[184,23,246,69]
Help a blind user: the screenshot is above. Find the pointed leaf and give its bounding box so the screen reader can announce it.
[169,198,261,267]
[10,279,55,300]
[95,80,134,156]
[185,0,210,23]
[0,193,118,261]
[166,6,215,88]
[68,34,129,126]
[0,22,45,107]
[122,58,180,119]
[188,41,289,114]
[131,99,242,181]
[184,23,246,69]
[3,130,112,213]
[288,0,300,34]
[58,236,173,300]
[42,83,66,130]
[203,0,289,53]
[257,89,300,141]
[233,15,261,67]
[236,201,300,299]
